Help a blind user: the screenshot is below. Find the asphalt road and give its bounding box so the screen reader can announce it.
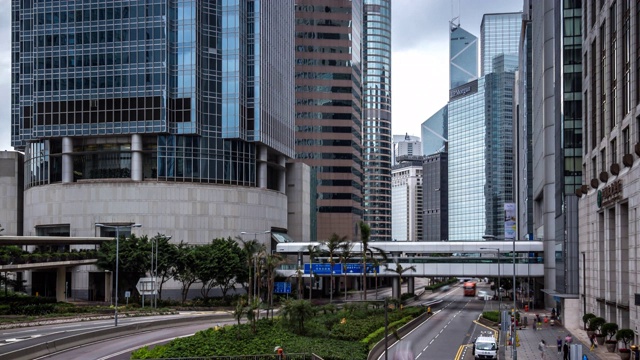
[382,283,497,360]
[2,279,494,360]
[37,319,237,360]
[0,312,230,359]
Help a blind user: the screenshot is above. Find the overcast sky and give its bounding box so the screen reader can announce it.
[0,0,522,151]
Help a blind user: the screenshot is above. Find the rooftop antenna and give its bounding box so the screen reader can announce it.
[450,0,461,30]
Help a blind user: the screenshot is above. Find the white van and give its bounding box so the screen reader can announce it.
[472,332,498,360]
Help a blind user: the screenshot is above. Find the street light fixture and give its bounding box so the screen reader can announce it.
[95,223,142,326]
[480,247,501,308]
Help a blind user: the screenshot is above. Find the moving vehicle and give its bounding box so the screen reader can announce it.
[477,290,489,300]
[472,332,498,359]
[463,281,477,296]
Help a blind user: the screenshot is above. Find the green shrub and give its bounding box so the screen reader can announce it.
[482,310,500,323]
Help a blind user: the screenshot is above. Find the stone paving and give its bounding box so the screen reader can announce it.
[500,308,621,360]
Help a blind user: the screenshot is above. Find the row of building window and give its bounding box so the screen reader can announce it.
[35,73,164,92]
[35,51,164,69]
[36,28,165,48]
[34,5,164,26]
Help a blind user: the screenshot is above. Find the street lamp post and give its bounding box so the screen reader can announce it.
[480,247,501,308]
[512,236,517,360]
[96,223,142,326]
[151,235,171,308]
[240,230,271,302]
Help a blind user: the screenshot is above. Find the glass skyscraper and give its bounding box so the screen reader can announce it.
[362,0,392,242]
[448,12,521,241]
[449,22,478,89]
[13,0,294,188]
[294,1,364,241]
[480,13,521,76]
[421,105,448,156]
[448,79,487,241]
[11,0,296,256]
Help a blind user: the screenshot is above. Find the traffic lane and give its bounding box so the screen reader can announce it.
[382,288,485,360]
[38,319,237,360]
[0,312,228,355]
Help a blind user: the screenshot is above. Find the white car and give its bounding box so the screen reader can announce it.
[477,290,490,300]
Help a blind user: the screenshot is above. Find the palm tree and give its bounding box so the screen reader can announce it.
[339,241,354,301]
[323,233,348,303]
[370,246,389,299]
[264,253,283,318]
[306,244,321,301]
[358,221,371,300]
[384,259,416,300]
[238,237,266,303]
[281,299,314,335]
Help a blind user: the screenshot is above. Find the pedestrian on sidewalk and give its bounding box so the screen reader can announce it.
[565,334,573,344]
[589,333,598,350]
[539,339,547,359]
[557,336,563,354]
[563,342,570,360]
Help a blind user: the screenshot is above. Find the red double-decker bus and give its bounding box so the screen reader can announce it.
[463,281,477,296]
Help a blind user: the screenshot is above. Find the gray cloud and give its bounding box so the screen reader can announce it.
[392,0,523,51]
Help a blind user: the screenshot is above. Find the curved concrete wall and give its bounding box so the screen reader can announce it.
[23,181,288,244]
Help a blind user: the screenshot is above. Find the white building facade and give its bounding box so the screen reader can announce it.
[391,160,423,241]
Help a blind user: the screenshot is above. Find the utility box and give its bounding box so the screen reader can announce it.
[569,343,583,360]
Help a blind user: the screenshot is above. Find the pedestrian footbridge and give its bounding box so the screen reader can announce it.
[275,241,544,278]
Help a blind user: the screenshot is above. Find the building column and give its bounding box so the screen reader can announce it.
[258,146,267,188]
[278,155,286,193]
[407,277,415,294]
[56,267,66,302]
[131,134,143,181]
[392,277,400,299]
[62,137,73,183]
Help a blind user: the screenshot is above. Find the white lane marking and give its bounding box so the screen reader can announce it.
[94,333,195,360]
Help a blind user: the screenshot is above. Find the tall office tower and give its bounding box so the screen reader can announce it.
[392,134,421,165]
[520,0,583,317]
[295,1,364,241]
[448,79,486,241]
[362,0,392,241]
[514,0,534,245]
[421,105,448,156]
[450,22,478,89]
[11,1,295,246]
[422,152,448,242]
[391,157,423,241]
[579,0,639,331]
[448,13,521,242]
[480,13,521,76]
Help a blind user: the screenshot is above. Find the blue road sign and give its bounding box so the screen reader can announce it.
[303,263,379,275]
[274,282,291,294]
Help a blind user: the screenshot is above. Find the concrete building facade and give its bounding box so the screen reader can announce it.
[579,0,640,341]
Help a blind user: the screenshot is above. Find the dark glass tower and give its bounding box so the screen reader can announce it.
[12,0,294,189]
[362,0,391,241]
[294,1,364,241]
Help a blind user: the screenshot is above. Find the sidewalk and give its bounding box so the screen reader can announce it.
[501,309,618,360]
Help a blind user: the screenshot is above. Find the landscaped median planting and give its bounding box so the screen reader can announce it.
[131,299,424,360]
